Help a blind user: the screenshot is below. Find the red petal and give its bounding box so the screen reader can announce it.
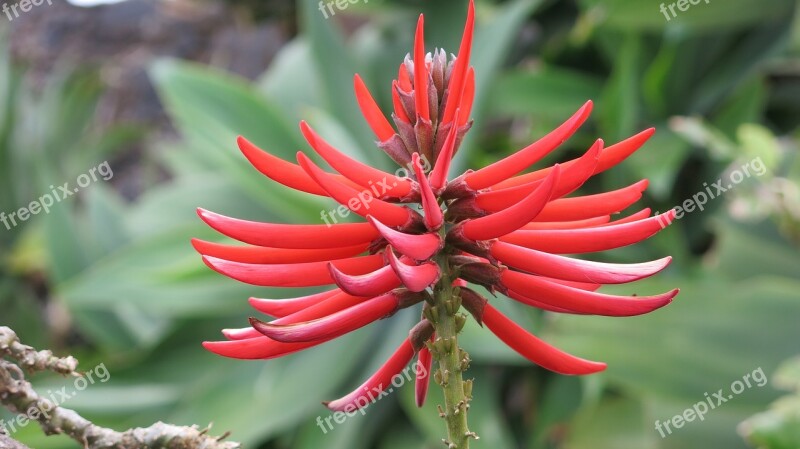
[457,67,475,127]
[500,210,676,254]
[493,128,654,190]
[534,179,648,222]
[441,0,475,124]
[191,239,367,264]
[602,208,651,225]
[413,15,430,121]
[397,63,412,92]
[297,152,417,228]
[354,74,395,142]
[502,269,678,317]
[465,101,592,190]
[203,337,325,360]
[412,152,443,230]
[237,136,355,195]
[197,208,379,249]
[491,241,672,284]
[521,216,611,230]
[461,165,559,241]
[250,292,399,342]
[428,119,459,192]
[328,263,401,296]
[325,339,415,411]
[386,248,440,292]
[248,289,342,317]
[482,304,606,375]
[392,81,411,123]
[202,254,384,287]
[415,339,433,407]
[368,215,441,261]
[300,122,413,199]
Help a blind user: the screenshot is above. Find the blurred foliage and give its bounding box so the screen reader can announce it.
[1,0,799,448]
[740,357,800,449]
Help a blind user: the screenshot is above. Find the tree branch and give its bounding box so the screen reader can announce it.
[0,326,241,449]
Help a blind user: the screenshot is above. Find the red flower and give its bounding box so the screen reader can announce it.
[194,0,678,411]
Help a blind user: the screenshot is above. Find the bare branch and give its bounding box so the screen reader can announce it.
[0,327,241,449]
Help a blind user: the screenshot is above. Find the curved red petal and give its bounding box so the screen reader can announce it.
[534,179,649,222]
[413,15,430,121]
[428,118,459,192]
[491,241,672,284]
[191,239,367,264]
[328,262,402,296]
[441,0,475,124]
[500,210,676,254]
[248,289,343,317]
[237,136,330,196]
[398,63,412,92]
[412,152,444,230]
[502,269,678,317]
[202,337,325,360]
[354,74,396,142]
[299,122,413,198]
[325,339,415,411]
[493,128,654,190]
[482,304,606,375]
[465,101,592,190]
[457,67,475,127]
[415,341,433,407]
[368,215,441,261]
[602,208,652,226]
[250,292,399,343]
[297,152,416,228]
[202,254,384,287]
[392,81,411,123]
[521,216,611,230]
[386,248,440,292]
[197,208,379,249]
[461,165,559,241]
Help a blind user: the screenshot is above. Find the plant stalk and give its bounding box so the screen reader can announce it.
[431,256,475,449]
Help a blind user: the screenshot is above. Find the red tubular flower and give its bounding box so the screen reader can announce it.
[196,0,678,413]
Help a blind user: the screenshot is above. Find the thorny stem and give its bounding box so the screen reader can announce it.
[430,255,476,449]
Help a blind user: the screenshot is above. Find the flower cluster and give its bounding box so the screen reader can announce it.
[193,0,678,413]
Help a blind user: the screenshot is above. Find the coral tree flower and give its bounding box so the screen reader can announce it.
[194,0,678,412]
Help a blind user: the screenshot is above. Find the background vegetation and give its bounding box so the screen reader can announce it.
[1,0,799,448]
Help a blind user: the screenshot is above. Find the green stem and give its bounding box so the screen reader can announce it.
[430,256,475,449]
